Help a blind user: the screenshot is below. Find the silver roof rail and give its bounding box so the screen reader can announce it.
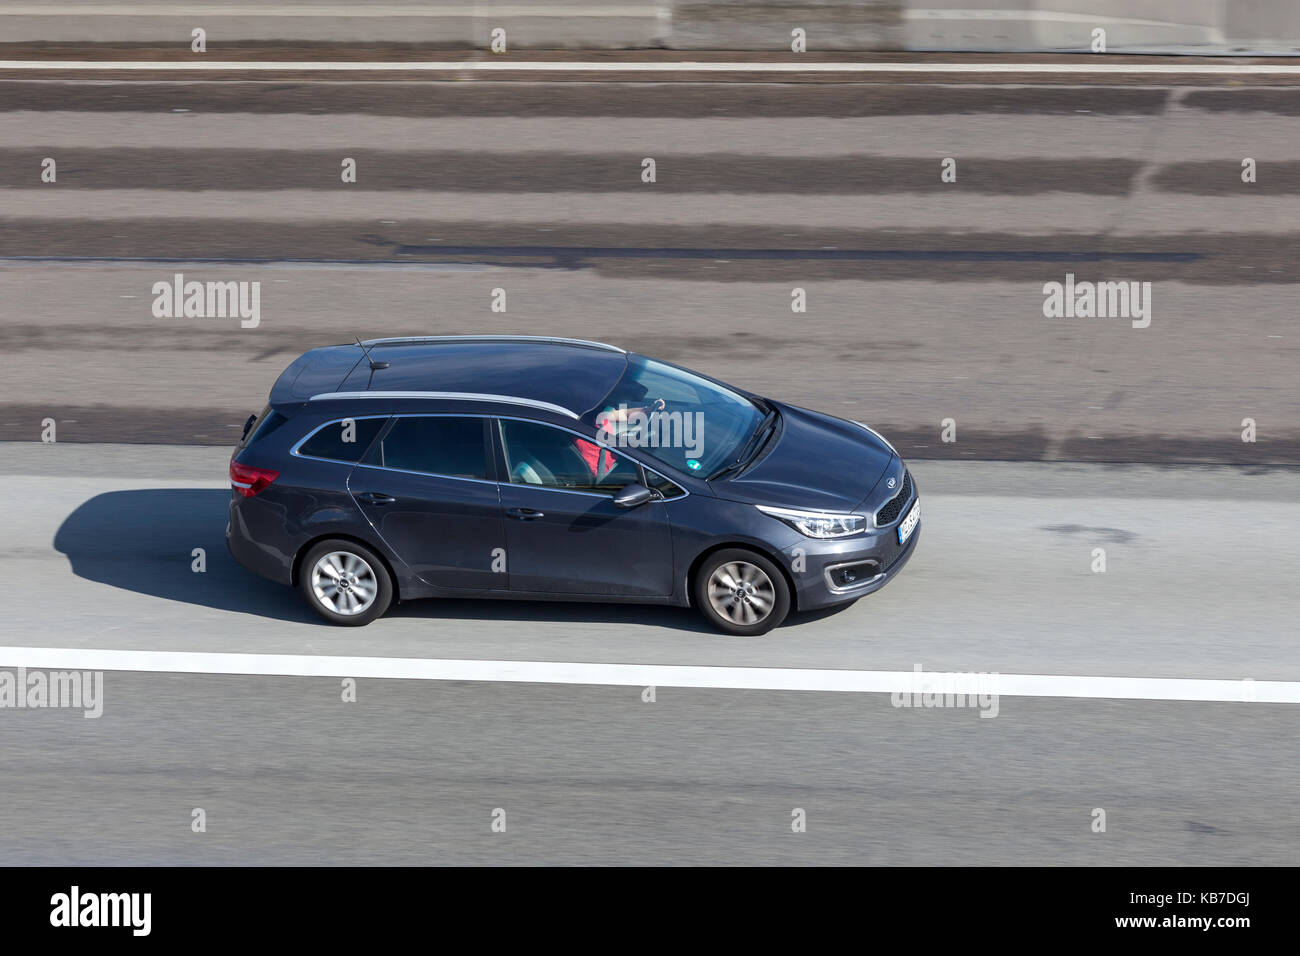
[357,335,625,354]
[307,390,580,420]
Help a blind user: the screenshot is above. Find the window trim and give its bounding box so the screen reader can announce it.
[348,460,502,487]
[294,411,690,499]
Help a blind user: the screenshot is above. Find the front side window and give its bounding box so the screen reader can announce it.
[499,419,638,495]
[297,416,386,462]
[370,416,488,479]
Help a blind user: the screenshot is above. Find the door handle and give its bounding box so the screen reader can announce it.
[507,507,544,520]
[357,492,397,505]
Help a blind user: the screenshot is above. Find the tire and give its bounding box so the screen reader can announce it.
[299,539,393,626]
[693,548,791,636]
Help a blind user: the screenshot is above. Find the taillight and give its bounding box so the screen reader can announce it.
[230,460,280,498]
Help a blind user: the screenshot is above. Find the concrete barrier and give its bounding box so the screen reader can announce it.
[666,1,1300,53]
[0,2,672,49]
[0,1,1298,54]
[667,2,903,51]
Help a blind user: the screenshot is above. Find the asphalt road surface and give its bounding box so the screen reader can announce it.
[0,62,1296,865]
[1,443,1296,864]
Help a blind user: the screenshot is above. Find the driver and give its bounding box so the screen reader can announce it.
[583,390,666,479]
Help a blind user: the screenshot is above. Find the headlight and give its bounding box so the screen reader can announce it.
[756,505,867,538]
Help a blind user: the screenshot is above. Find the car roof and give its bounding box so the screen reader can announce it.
[269,336,629,419]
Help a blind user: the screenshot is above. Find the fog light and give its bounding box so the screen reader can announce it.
[829,561,879,589]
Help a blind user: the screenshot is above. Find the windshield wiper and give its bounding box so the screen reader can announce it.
[707,408,778,481]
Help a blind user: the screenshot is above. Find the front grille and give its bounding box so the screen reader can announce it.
[875,469,912,526]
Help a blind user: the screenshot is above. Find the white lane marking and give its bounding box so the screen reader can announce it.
[2,60,1300,74]
[0,647,1293,703]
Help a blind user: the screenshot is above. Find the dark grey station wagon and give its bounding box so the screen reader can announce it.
[228,335,919,635]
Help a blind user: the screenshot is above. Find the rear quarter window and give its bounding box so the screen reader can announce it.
[296,417,387,463]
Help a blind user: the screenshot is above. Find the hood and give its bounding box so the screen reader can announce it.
[709,402,896,512]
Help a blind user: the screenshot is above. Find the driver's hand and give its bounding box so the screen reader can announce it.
[651,398,666,412]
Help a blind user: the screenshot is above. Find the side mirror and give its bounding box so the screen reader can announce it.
[613,483,654,509]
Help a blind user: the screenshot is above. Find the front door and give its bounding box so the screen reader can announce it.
[495,418,673,596]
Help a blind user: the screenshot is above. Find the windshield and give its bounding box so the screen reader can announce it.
[584,356,764,477]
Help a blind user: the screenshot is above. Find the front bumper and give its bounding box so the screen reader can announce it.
[782,497,921,612]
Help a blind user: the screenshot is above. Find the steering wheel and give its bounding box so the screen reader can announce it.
[618,399,664,444]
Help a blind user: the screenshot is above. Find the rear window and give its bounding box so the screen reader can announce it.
[371,416,489,480]
[297,417,386,463]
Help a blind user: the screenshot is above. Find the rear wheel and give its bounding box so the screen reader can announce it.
[299,539,392,626]
[694,548,791,636]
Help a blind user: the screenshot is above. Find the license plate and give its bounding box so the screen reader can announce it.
[897,500,920,545]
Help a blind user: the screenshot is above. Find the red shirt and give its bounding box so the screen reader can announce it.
[577,411,618,478]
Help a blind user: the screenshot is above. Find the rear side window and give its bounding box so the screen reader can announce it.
[373,416,489,479]
[297,417,386,463]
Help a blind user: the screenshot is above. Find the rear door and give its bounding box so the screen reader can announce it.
[349,415,507,591]
[494,418,674,597]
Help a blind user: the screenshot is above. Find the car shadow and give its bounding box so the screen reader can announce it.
[795,602,857,625]
[53,489,314,623]
[385,595,714,633]
[53,488,715,632]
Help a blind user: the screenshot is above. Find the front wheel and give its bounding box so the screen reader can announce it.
[694,548,791,636]
[299,539,393,626]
